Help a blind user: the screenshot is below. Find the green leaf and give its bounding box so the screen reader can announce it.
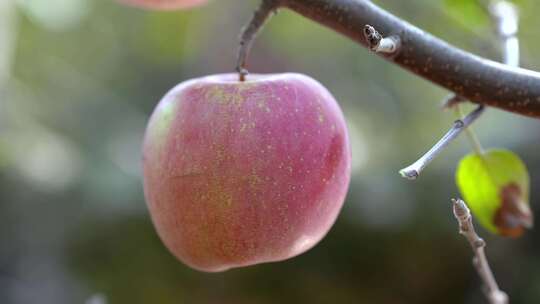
[444,0,490,28]
[456,149,532,237]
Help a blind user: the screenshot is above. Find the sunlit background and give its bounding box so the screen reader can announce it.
[1,0,540,303]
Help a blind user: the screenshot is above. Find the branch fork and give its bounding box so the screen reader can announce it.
[279,0,540,118]
[400,0,521,179]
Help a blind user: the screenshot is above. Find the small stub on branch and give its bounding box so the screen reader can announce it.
[441,94,466,109]
[363,25,400,54]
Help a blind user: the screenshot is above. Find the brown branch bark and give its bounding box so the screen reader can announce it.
[270,0,540,119]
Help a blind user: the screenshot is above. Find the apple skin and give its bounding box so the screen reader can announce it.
[142,73,351,272]
[118,0,207,10]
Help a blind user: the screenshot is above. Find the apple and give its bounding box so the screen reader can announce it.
[117,0,207,10]
[142,73,351,272]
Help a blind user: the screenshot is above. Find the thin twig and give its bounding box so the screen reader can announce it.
[399,105,485,180]
[452,199,509,304]
[489,1,519,67]
[236,0,280,81]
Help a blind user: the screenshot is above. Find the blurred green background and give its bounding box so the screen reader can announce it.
[1,0,540,303]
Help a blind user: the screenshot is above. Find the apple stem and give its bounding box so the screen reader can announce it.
[452,199,509,304]
[363,25,400,54]
[236,0,280,82]
[399,105,485,180]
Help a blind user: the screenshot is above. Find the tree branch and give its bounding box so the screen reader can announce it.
[452,199,509,304]
[272,0,540,119]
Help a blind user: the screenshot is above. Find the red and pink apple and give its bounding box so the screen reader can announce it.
[117,0,207,10]
[142,73,351,272]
